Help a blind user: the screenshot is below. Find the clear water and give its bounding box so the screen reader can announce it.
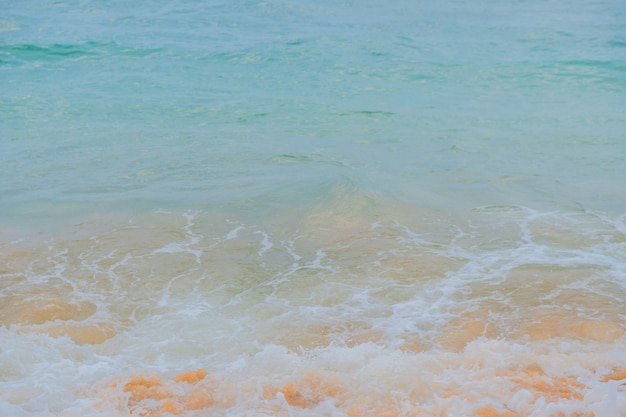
[1,1,626,416]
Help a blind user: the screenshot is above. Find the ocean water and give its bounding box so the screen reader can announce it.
[1,0,626,416]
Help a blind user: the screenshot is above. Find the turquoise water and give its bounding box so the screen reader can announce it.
[3,0,625,223]
[1,1,626,416]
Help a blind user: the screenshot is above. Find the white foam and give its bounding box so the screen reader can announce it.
[225,224,245,240]
[3,209,626,415]
[255,230,274,257]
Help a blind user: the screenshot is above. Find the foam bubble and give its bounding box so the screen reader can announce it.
[2,207,626,415]
[76,340,626,417]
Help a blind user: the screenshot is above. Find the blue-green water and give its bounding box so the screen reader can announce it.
[1,1,626,416]
[2,0,625,224]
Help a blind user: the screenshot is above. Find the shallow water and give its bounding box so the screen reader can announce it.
[1,0,626,416]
